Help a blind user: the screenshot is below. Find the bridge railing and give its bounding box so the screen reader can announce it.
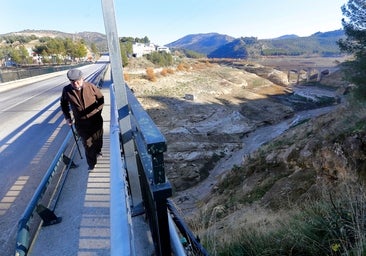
[125,85,173,256]
[109,84,134,255]
[15,132,73,256]
[123,84,210,256]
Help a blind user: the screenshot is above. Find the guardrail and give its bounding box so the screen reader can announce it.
[110,83,209,256]
[15,132,73,256]
[109,84,134,255]
[127,85,212,256]
[0,64,86,83]
[167,199,210,256]
[126,85,173,256]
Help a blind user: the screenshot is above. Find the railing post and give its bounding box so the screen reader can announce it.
[128,86,173,255]
[151,151,166,185]
[153,184,172,256]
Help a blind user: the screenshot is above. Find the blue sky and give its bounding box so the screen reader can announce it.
[1,0,347,46]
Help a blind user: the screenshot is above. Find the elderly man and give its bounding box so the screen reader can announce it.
[60,69,104,171]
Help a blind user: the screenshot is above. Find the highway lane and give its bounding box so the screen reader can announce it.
[0,64,105,255]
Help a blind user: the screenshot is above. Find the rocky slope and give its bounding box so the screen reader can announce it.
[125,57,348,190]
[126,60,290,190]
[126,56,366,248]
[124,56,366,245]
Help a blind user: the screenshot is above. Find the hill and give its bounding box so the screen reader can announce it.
[0,29,108,52]
[1,29,345,59]
[167,30,346,58]
[166,32,235,55]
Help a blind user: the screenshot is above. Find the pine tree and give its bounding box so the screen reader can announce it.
[338,0,366,99]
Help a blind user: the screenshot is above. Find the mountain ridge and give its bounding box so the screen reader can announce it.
[1,29,345,58]
[168,29,345,58]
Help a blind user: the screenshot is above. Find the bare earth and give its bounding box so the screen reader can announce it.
[124,57,347,217]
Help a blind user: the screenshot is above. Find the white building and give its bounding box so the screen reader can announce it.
[157,46,170,53]
[132,43,156,57]
[132,43,170,57]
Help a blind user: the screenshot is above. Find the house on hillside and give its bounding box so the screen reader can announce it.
[132,43,170,57]
[132,43,156,57]
[157,46,170,53]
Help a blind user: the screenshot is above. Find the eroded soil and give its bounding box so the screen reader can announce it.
[124,57,347,214]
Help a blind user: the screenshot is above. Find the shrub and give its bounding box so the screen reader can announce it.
[177,62,190,71]
[146,51,172,66]
[160,68,168,76]
[146,67,157,82]
[203,183,366,255]
[124,73,130,82]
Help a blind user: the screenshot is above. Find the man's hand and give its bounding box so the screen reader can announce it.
[66,118,74,126]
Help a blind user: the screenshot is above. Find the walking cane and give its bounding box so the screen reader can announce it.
[71,125,83,159]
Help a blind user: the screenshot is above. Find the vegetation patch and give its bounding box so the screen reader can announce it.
[203,184,366,256]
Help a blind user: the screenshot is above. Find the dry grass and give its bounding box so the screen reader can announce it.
[145,67,157,82]
[190,183,366,255]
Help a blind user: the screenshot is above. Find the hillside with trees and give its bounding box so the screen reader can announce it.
[0,31,158,68]
[168,30,346,58]
[0,31,103,65]
[0,28,346,68]
[167,32,235,55]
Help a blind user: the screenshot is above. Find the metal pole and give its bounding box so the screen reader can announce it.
[71,125,82,159]
[101,0,142,205]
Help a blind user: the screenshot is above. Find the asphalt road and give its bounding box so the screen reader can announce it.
[0,64,104,256]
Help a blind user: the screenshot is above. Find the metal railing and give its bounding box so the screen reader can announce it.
[126,85,173,256]
[120,84,209,256]
[116,82,207,255]
[15,132,73,256]
[109,84,134,255]
[168,200,210,256]
[0,64,85,83]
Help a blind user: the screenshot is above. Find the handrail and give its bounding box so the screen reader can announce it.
[125,83,210,255]
[126,85,173,256]
[168,214,187,256]
[126,86,167,184]
[109,84,134,255]
[85,64,108,88]
[167,199,210,256]
[15,132,72,256]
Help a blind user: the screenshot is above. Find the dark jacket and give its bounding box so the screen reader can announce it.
[60,81,104,121]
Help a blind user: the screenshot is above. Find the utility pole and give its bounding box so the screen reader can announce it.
[101,0,142,205]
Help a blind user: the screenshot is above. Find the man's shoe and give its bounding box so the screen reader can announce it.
[88,165,95,172]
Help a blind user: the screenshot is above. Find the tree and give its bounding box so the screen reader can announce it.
[338,0,366,99]
[119,38,134,66]
[33,45,48,55]
[119,42,129,66]
[18,46,30,64]
[90,43,98,55]
[142,36,150,44]
[146,51,173,66]
[73,41,88,58]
